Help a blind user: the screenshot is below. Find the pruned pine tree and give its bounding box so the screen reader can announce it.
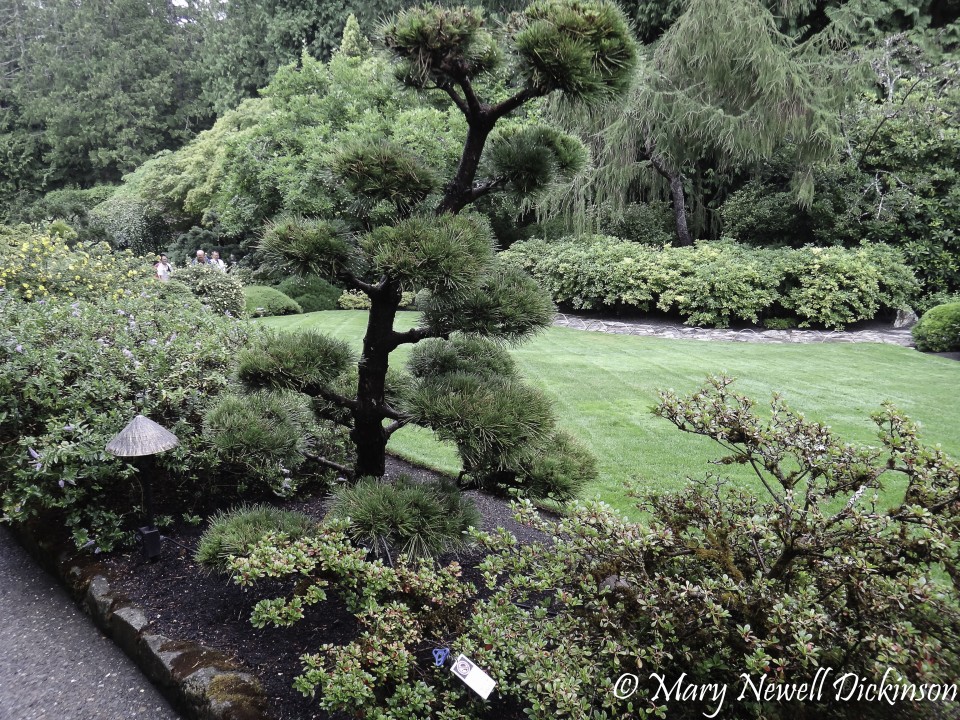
[231,0,635,495]
[544,0,870,245]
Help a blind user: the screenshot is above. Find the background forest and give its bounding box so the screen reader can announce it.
[2,0,958,315]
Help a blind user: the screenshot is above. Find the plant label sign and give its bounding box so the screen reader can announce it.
[450,653,496,699]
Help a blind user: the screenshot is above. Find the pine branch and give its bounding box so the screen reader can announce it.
[379,403,408,421]
[440,83,470,116]
[385,418,410,436]
[302,385,359,410]
[303,451,354,478]
[457,75,484,117]
[466,176,509,203]
[343,271,378,295]
[491,87,541,120]
[391,326,434,347]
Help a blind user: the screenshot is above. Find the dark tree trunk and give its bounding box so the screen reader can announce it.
[436,117,493,215]
[351,281,402,477]
[668,172,693,247]
[643,137,693,247]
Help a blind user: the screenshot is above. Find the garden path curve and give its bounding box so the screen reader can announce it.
[553,313,915,347]
[0,528,182,720]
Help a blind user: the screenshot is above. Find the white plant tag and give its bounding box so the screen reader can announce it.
[450,653,496,699]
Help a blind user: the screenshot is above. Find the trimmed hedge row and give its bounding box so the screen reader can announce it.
[502,236,918,328]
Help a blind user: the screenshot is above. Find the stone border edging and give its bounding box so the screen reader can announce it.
[553,313,916,346]
[10,523,271,720]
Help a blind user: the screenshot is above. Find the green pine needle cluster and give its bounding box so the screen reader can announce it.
[419,264,556,342]
[260,215,354,278]
[331,141,437,216]
[382,5,501,88]
[408,336,518,381]
[237,329,353,393]
[362,212,494,293]
[514,0,637,100]
[486,125,588,194]
[195,504,318,573]
[327,475,480,561]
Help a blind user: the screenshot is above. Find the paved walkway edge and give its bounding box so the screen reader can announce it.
[9,523,271,720]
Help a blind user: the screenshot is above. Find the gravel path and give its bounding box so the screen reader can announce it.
[553,312,916,346]
[0,528,181,720]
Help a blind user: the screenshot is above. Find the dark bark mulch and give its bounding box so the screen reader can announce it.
[101,456,549,720]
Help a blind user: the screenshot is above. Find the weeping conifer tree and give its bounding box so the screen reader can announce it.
[543,0,869,245]
[222,0,636,494]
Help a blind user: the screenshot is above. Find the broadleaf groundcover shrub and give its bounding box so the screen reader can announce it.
[228,378,960,720]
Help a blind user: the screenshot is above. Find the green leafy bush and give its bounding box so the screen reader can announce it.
[504,236,918,328]
[195,504,317,572]
[913,302,960,352]
[0,229,251,550]
[230,379,960,719]
[243,285,302,317]
[327,476,480,561]
[275,275,342,312]
[176,264,245,316]
[89,192,171,256]
[0,225,151,302]
[337,288,417,310]
[336,289,371,310]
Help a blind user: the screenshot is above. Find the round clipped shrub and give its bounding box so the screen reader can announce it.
[327,475,480,561]
[275,275,342,312]
[243,285,302,317]
[195,504,318,572]
[913,302,960,352]
[176,264,245,316]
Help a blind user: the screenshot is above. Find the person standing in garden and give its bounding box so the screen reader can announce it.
[154,254,172,282]
[210,251,227,272]
[192,249,208,265]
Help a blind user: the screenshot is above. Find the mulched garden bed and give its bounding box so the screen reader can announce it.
[101,455,549,720]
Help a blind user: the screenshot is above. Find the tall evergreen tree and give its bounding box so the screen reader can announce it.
[545,0,884,245]
[0,0,210,210]
[232,0,636,486]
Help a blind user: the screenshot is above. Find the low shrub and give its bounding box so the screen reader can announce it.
[275,275,342,312]
[0,229,251,550]
[176,264,245,316]
[195,504,318,572]
[243,285,302,317]
[230,379,960,720]
[327,476,480,561]
[503,236,919,329]
[912,302,960,352]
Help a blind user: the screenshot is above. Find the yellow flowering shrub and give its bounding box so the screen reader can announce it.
[0,224,152,302]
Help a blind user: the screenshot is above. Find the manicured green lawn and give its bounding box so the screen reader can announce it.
[261,311,960,516]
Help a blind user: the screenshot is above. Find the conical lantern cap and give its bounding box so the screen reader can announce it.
[105,415,179,457]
